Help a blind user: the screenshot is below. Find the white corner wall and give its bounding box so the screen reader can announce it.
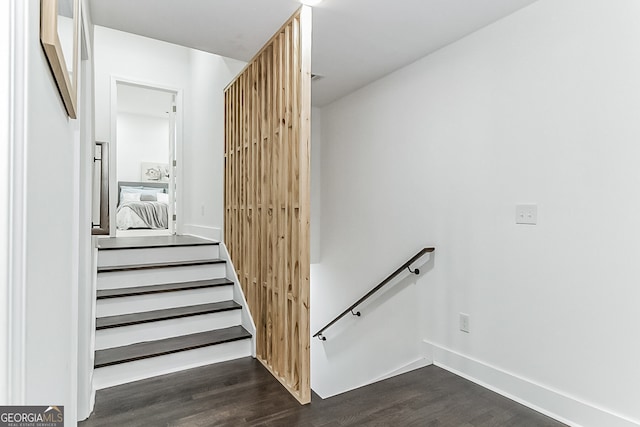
[3,0,93,423]
[94,27,191,141]
[310,106,322,263]
[76,2,97,418]
[0,0,10,404]
[26,0,80,417]
[312,1,640,426]
[183,49,245,240]
[94,27,245,238]
[94,27,190,235]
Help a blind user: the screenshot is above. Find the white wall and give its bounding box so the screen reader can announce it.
[183,49,245,240]
[116,112,170,182]
[312,1,640,426]
[94,27,190,142]
[25,0,79,417]
[94,27,189,234]
[0,0,11,405]
[2,0,93,423]
[310,107,322,263]
[94,27,245,238]
[77,2,97,419]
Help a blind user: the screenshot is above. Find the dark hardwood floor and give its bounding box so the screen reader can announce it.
[80,358,565,427]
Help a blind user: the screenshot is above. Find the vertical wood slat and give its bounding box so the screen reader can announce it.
[276,29,285,378]
[223,7,311,404]
[297,7,312,404]
[290,14,300,389]
[271,32,280,374]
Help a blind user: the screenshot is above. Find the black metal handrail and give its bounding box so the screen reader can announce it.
[313,247,435,341]
[92,141,110,236]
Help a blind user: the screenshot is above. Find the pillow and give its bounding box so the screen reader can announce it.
[142,187,166,194]
[119,186,165,202]
[120,186,143,202]
[140,193,157,201]
[121,192,140,203]
[157,193,169,204]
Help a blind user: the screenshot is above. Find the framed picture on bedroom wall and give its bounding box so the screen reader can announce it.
[141,162,170,182]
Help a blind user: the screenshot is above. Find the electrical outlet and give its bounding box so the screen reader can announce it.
[459,313,470,333]
[516,204,537,225]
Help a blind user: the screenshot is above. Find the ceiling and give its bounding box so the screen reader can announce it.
[89,0,538,106]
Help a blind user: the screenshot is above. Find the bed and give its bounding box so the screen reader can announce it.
[116,181,169,230]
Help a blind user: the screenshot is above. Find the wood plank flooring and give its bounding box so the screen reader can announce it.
[80,358,566,427]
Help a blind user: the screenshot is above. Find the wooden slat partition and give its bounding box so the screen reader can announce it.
[224,6,311,404]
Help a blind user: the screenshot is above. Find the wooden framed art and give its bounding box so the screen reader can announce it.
[40,0,79,119]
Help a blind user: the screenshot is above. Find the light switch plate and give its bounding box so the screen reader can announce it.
[516,204,537,225]
[459,313,470,333]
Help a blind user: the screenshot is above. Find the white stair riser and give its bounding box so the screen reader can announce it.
[95,310,242,350]
[98,245,220,268]
[97,263,226,290]
[97,286,233,317]
[93,339,252,390]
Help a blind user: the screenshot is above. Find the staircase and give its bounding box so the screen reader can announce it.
[93,235,254,390]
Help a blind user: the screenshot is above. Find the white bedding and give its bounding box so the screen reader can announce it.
[116,201,168,230]
[116,183,169,230]
[116,205,151,230]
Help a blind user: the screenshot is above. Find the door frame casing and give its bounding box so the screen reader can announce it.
[108,76,184,236]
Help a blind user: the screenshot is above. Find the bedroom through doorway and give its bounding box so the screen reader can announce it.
[113,82,179,237]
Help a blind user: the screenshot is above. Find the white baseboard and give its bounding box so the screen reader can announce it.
[315,356,434,399]
[367,339,435,386]
[182,224,221,242]
[78,387,96,422]
[218,242,257,358]
[371,357,433,384]
[425,340,640,427]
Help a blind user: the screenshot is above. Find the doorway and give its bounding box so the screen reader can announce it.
[112,81,180,237]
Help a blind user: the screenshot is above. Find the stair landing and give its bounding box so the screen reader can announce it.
[97,235,218,250]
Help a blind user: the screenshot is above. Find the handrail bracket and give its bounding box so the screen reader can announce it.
[312,247,435,340]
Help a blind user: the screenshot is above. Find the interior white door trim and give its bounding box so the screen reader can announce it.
[108,76,184,236]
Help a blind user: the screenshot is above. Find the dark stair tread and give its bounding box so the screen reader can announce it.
[97,278,233,300]
[98,258,225,273]
[95,326,251,368]
[96,301,242,330]
[97,235,219,250]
